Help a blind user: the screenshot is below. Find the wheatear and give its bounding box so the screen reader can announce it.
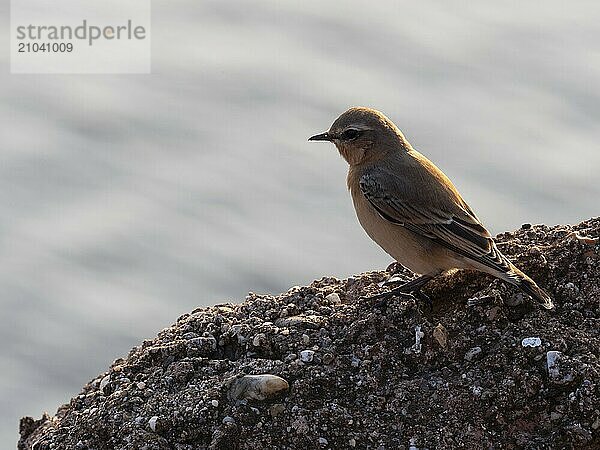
[309,107,554,309]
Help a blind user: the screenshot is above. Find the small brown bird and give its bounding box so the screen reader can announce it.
[309,107,554,309]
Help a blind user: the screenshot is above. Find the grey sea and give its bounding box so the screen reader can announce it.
[2,1,599,446]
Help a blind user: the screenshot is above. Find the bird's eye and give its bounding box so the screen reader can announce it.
[341,129,361,140]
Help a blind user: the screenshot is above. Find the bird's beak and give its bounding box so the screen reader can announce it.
[308,132,332,142]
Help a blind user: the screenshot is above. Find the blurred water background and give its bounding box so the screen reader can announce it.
[1,0,600,446]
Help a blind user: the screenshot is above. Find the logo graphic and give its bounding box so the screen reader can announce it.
[11,0,151,74]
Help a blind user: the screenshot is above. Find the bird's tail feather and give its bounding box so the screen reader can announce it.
[505,265,554,309]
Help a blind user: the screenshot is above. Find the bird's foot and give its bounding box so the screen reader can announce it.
[364,276,420,299]
[382,274,411,287]
[363,287,432,312]
[364,274,436,311]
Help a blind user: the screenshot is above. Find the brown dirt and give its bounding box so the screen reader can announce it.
[19,218,600,450]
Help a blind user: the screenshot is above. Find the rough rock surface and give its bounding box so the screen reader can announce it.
[19,218,600,450]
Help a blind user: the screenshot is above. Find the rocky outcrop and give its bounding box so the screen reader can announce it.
[19,218,599,449]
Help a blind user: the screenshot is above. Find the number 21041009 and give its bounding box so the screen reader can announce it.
[18,42,73,52]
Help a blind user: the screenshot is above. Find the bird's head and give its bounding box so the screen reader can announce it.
[309,107,408,165]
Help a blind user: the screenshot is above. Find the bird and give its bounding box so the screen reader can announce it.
[309,107,554,309]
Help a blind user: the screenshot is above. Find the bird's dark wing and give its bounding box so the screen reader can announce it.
[359,169,511,273]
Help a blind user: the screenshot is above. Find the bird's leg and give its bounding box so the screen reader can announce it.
[367,274,436,311]
[365,273,435,301]
[414,290,433,312]
[369,291,415,311]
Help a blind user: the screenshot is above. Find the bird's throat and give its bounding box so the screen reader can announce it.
[337,146,367,166]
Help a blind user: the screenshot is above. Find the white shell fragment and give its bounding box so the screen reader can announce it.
[522,337,542,348]
[229,374,289,401]
[409,325,425,354]
[148,416,159,432]
[546,351,561,378]
[99,375,111,394]
[300,349,315,363]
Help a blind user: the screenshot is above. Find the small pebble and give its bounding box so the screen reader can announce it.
[229,374,289,401]
[433,323,448,349]
[211,399,219,407]
[223,416,235,425]
[464,347,482,361]
[269,403,285,417]
[325,293,341,304]
[300,350,315,363]
[253,333,267,347]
